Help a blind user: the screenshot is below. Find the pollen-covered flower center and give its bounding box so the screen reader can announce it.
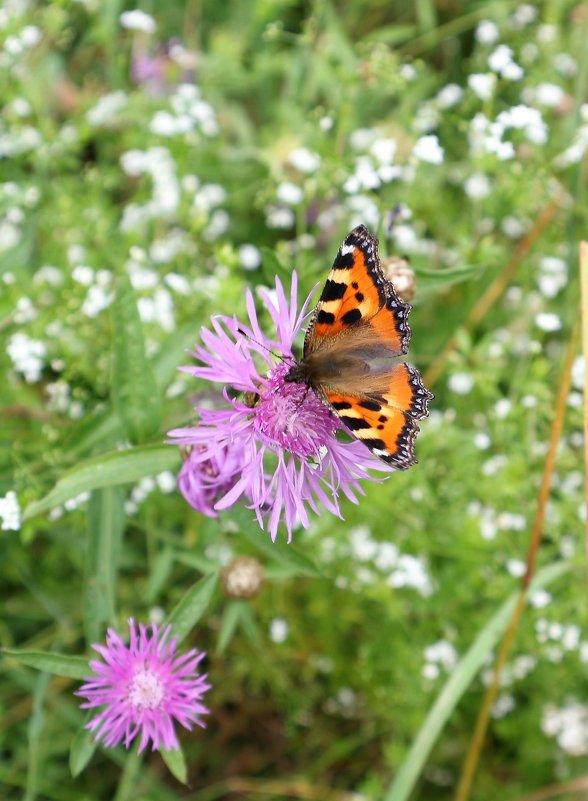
[253,363,338,458]
[128,667,165,710]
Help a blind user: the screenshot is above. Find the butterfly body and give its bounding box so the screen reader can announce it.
[284,225,433,469]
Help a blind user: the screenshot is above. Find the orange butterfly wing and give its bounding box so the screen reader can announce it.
[304,225,410,357]
[326,363,431,469]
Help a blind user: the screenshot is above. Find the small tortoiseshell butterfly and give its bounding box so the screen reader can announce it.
[285,224,433,469]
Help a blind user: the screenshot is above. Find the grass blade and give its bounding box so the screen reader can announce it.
[166,573,218,643]
[84,487,125,647]
[111,274,161,443]
[23,445,180,520]
[384,561,570,801]
[3,649,89,679]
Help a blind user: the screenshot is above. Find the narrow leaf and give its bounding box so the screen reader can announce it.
[84,487,125,647]
[217,602,246,654]
[111,274,161,443]
[166,573,218,643]
[260,247,291,286]
[384,561,570,801]
[3,649,89,680]
[70,721,97,777]
[24,445,180,520]
[161,747,188,784]
[26,671,50,801]
[240,525,321,577]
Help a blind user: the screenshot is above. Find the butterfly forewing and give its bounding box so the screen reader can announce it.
[304,225,411,357]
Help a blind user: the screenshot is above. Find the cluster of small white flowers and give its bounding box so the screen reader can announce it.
[124,472,176,515]
[269,618,289,643]
[536,256,568,298]
[422,640,458,680]
[468,503,526,540]
[488,44,524,81]
[120,147,180,230]
[265,204,295,229]
[0,23,41,69]
[119,9,156,34]
[468,73,496,102]
[475,20,500,45]
[542,702,588,756]
[0,204,24,253]
[412,134,444,165]
[0,491,21,531]
[7,331,47,382]
[150,229,191,264]
[469,105,548,161]
[347,525,433,596]
[0,122,41,157]
[86,90,128,127]
[534,312,561,332]
[448,372,474,395]
[287,147,321,173]
[492,693,516,718]
[463,172,491,200]
[276,181,304,205]
[238,243,262,271]
[151,83,218,137]
[535,620,581,655]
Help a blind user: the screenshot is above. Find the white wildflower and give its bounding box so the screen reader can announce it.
[413,135,444,164]
[535,312,561,332]
[468,73,496,101]
[448,372,474,395]
[475,20,500,44]
[238,243,261,271]
[287,147,321,173]
[7,332,46,382]
[120,10,156,33]
[269,618,288,643]
[0,491,21,531]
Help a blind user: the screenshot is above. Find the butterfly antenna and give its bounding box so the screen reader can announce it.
[237,327,295,365]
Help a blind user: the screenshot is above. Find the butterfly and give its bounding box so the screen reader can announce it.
[284,224,433,469]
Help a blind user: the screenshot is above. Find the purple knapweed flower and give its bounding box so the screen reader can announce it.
[77,620,210,753]
[168,273,390,542]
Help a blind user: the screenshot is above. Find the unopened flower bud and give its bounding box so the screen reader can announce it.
[382,256,416,303]
[221,556,264,600]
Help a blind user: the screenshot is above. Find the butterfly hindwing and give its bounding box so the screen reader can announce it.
[304,225,411,357]
[325,363,432,469]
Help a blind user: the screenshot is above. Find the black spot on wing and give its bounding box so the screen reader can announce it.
[316,309,335,326]
[320,279,347,302]
[358,399,381,412]
[331,400,352,410]
[332,250,354,270]
[341,308,362,325]
[340,416,371,431]
[362,437,386,451]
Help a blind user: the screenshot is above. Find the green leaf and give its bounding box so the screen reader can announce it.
[3,649,89,680]
[70,721,97,777]
[240,525,322,577]
[111,274,161,443]
[260,246,291,287]
[23,445,180,520]
[217,602,246,654]
[152,321,198,390]
[384,561,571,801]
[160,747,188,784]
[166,573,218,644]
[415,261,483,292]
[84,487,125,647]
[146,549,174,604]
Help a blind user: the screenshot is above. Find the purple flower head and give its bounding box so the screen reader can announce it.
[168,273,391,542]
[77,620,210,753]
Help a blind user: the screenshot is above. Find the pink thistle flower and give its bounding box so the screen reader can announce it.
[168,273,390,542]
[77,620,210,753]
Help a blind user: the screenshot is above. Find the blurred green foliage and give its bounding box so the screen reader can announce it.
[0,1,586,800]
